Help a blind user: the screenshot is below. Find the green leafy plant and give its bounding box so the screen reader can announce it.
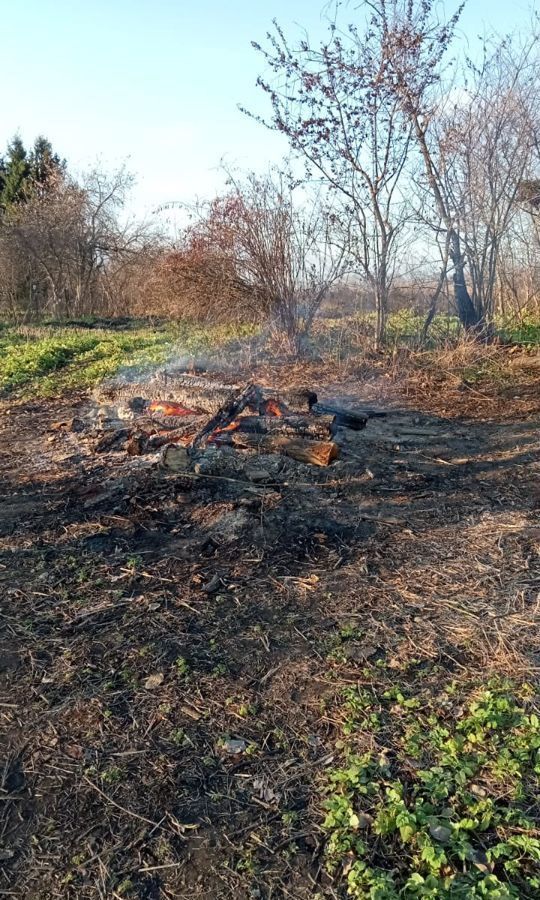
[322,680,540,898]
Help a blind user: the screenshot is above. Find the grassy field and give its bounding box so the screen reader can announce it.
[0,320,256,400]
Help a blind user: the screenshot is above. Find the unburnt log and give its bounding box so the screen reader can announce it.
[224,432,339,466]
[311,403,369,430]
[234,414,336,441]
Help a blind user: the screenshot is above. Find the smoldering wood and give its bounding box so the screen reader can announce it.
[190,383,263,448]
[259,387,318,413]
[234,414,336,441]
[95,373,318,415]
[145,419,206,450]
[136,413,206,432]
[147,400,201,416]
[95,374,239,414]
[94,427,131,452]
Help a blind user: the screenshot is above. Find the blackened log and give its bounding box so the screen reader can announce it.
[135,413,206,432]
[95,374,239,414]
[94,428,131,452]
[259,387,318,413]
[311,403,372,430]
[145,418,207,450]
[234,414,336,441]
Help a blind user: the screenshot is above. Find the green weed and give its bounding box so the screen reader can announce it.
[322,679,540,898]
[0,320,257,399]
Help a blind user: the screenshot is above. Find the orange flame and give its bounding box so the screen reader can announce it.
[261,398,287,417]
[148,400,198,417]
[212,419,241,437]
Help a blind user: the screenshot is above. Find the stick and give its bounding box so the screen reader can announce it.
[82,775,162,829]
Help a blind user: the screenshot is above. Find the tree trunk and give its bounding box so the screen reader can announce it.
[450,231,480,330]
[375,290,386,349]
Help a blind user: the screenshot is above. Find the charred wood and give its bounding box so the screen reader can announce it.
[259,387,318,413]
[94,428,131,452]
[190,383,263,448]
[234,414,336,441]
[311,403,370,430]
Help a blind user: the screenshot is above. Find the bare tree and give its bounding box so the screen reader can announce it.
[185,171,346,352]
[313,0,477,330]
[249,12,412,346]
[0,167,157,319]
[431,36,540,327]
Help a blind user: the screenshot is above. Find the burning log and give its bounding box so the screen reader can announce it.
[148,374,242,415]
[224,432,339,467]
[259,388,317,413]
[233,414,337,441]
[147,400,200,417]
[190,383,263,449]
[135,413,201,432]
[311,403,369,430]
[145,419,206,450]
[95,374,239,415]
[259,398,289,417]
[160,385,236,415]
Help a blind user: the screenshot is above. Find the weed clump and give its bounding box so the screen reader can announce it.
[323,679,540,898]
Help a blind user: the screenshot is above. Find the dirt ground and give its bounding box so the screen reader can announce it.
[1,353,539,899]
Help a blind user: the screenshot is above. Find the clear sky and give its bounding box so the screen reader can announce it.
[1,0,532,218]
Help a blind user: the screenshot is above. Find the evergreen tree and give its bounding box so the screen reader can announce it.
[0,136,30,208]
[0,135,65,210]
[0,156,6,203]
[29,135,65,196]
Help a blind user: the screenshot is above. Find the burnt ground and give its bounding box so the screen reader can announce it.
[1,353,539,899]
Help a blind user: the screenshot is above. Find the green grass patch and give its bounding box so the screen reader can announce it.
[498,316,540,346]
[0,320,257,399]
[314,310,540,352]
[323,677,540,898]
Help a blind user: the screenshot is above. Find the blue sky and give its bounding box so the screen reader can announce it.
[2,0,532,216]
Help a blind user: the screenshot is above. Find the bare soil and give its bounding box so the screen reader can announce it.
[1,353,539,899]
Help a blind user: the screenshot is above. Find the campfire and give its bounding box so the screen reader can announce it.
[91,372,373,469]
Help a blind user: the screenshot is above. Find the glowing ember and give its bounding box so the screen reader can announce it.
[210,419,242,442]
[261,398,287,417]
[148,400,198,417]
